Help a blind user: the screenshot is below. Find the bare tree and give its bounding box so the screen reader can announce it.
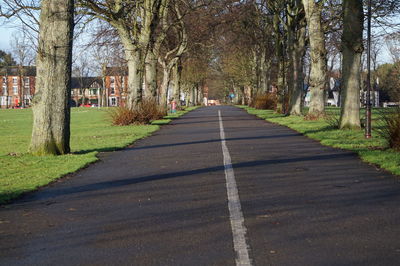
[78,0,165,109]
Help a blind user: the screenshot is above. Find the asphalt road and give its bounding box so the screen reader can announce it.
[1,106,400,266]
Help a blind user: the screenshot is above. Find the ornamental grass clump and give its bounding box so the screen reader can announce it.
[108,107,136,126]
[133,98,166,124]
[304,112,326,121]
[377,107,400,151]
[251,93,277,110]
[108,99,166,126]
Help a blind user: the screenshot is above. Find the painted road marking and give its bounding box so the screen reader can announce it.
[218,110,252,266]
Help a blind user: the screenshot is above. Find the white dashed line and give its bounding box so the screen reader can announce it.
[218,110,252,266]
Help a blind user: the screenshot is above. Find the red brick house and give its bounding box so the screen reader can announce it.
[0,65,166,108]
[0,66,36,109]
[104,67,128,107]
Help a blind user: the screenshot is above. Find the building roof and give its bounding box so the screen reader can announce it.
[0,66,36,76]
[71,77,102,89]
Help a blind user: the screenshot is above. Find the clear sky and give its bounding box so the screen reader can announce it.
[0,27,14,52]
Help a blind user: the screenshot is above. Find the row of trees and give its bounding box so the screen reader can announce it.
[213,0,400,125]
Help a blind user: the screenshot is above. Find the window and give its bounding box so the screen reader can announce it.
[13,86,18,95]
[24,77,30,87]
[2,77,6,84]
[24,95,31,106]
[110,87,115,95]
[110,97,117,106]
[12,77,18,85]
[110,77,115,84]
[2,84,6,95]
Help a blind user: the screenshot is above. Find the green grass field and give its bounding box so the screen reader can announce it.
[0,106,197,204]
[239,106,400,176]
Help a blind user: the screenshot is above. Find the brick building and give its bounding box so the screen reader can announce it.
[104,67,128,107]
[0,66,36,109]
[0,66,145,108]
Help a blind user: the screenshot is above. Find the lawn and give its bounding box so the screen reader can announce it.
[0,106,197,204]
[238,106,400,176]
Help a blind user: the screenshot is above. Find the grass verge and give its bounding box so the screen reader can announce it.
[238,105,400,176]
[0,106,198,204]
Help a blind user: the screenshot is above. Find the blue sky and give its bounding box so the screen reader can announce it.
[0,27,14,51]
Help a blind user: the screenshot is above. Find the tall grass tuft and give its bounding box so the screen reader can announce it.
[251,93,277,110]
[108,98,166,126]
[134,98,167,124]
[377,107,400,151]
[304,112,326,121]
[108,107,136,126]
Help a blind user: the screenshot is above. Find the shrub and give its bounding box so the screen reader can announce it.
[377,107,400,150]
[252,93,277,110]
[108,107,136,126]
[108,99,166,126]
[325,113,340,129]
[133,98,166,124]
[304,111,326,121]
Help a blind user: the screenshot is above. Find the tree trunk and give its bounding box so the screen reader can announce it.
[125,47,143,110]
[144,50,158,100]
[273,12,285,112]
[303,0,327,115]
[117,27,144,110]
[190,85,196,106]
[172,59,182,105]
[253,48,261,95]
[159,65,171,109]
[260,49,271,93]
[287,19,296,113]
[289,10,307,115]
[340,0,363,129]
[197,84,203,105]
[29,0,74,155]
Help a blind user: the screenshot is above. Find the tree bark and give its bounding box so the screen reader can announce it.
[289,3,307,115]
[119,33,143,110]
[287,16,296,112]
[29,0,74,155]
[273,12,285,112]
[289,24,306,115]
[159,63,172,108]
[261,54,271,94]
[340,0,363,129]
[303,0,327,115]
[172,59,182,105]
[190,84,197,106]
[144,50,158,100]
